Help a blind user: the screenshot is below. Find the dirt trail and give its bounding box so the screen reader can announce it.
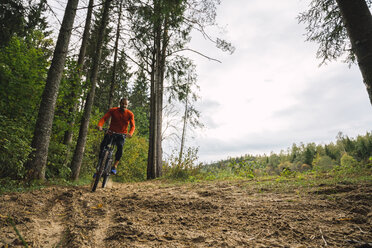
[0,180,371,247]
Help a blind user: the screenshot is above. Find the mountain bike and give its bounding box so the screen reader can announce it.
[91,129,124,192]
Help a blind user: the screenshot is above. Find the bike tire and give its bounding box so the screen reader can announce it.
[91,151,109,192]
[102,155,112,188]
[102,172,109,188]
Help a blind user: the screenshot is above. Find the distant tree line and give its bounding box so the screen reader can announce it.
[204,132,372,176]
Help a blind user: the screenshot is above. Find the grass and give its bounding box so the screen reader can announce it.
[1,163,371,195]
[159,164,372,195]
[0,177,92,194]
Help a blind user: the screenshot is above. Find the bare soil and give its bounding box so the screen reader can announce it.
[0,179,371,247]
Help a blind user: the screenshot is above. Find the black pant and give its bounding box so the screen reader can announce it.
[99,133,126,161]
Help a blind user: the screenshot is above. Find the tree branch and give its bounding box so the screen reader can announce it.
[169,48,221,63]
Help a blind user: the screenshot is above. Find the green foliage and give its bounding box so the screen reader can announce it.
[313,155,335,172]
[0,0,25,47]
[227,159,255,178]
[46,142,70,179]
[0,33,51,123]
[0,115,32,179]
[279,168,296,178]
[116,135,149,182]
[80,110,106,178]
[340,153,359,168]
[200,132,372,183]
[298,0,352,64]
[131,106,150,138]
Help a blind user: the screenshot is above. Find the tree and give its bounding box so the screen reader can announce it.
[0,0,25,47]
[63,0,95,147]
[26,0,80,180]
[129,67,150,138]
[335,0,372,105]
[164,56,202,164]
[127,0,233,179]
[128,0,187,179]
[107,0,124,110]
[299,0,372,105]
[70,0,112,180]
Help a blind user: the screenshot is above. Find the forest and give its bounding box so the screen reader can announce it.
[0,0,234,185]
[1,0,372,188]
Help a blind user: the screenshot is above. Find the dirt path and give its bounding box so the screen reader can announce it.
[0,180,371,247]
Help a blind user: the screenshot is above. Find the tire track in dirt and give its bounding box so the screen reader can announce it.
[30,188,72,247]
[1,180,371,247]
[0,187,75,247]
[61,180,120,247]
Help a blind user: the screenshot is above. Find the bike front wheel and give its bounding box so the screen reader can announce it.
[91,151,109,192]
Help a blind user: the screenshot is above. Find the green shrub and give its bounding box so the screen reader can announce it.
[0,115,32,179]
[299,163,312,172]
[163,147,201,181]
[340,153,359,168]
[313,155,335,171]
[227,159,256,178]
[117,135,148,182]
[46,141,70,179]
[280,167,296,177]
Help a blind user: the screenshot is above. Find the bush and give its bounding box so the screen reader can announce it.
[163,147,201,181]
[0,115,32,179]
[228,159,255,178]
[340,153,359,168]
[279,167,296,178]
[299,163,312,172]
[313,155,335,172]
[278,161,293,172]
[117,135,148,182]
[46,141,71,179]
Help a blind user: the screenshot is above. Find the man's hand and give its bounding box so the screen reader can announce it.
[97,126,103,131]
[127,133,132,138]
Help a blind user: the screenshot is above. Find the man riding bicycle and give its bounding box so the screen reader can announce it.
[97,98,135,175]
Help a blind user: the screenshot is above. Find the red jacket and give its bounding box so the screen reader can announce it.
[98,107,135,135]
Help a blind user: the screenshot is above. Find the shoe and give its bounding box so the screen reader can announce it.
[111,168,117,175]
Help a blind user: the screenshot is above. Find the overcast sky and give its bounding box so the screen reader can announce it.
[171,0,372,163]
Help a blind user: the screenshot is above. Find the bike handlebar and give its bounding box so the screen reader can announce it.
[99,128,127,137]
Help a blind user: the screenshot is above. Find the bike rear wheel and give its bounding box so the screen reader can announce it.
[91,151,109,192]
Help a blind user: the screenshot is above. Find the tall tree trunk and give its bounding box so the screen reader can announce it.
[26,0,80,180]
[63,0,94,147]
[146,0,171,179]
[147,0,162,179]
[147,58,156,179]
[179,95,188,164]
[108,0,123,110]
[155,15,169,177]
[155,49,163,178]
[70,0,112,180]
[335,0,372,105]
